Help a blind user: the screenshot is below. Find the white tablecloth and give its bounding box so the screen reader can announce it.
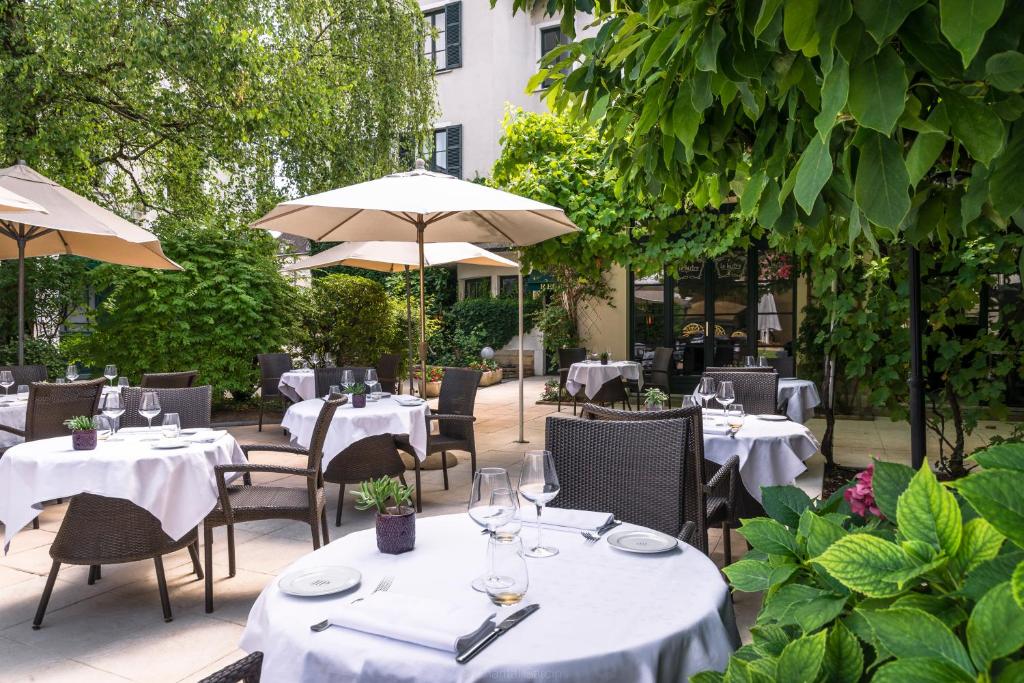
[0,386,122,449]
[240,514,738,682]
[565,361,643,400]
[279,369,316,403]
[0,428,247,551]
[282,397,430,467]
[702,414,819,502]
[777,378,820,423]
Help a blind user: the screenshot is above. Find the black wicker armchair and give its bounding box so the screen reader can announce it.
[256,353,293,431]
[556,347,586,414]
[0,364,47,385]
[324,434,408,526]
[375,353,402,394]
[199,652,263,683]
[703,370,779,416]
[122,386,212,429]
[314,367,367,397]
[140,370,198,388]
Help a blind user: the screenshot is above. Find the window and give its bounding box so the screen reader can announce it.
[431,125,462,178]
[499,275,518,297]
[463,277,490,300]
[424,2,461,71]
[540,25,569,88]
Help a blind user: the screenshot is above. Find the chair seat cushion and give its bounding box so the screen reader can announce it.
[427,434,471,452]
[210,485,323,521]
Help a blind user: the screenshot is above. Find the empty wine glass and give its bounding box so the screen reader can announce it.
[0,370,13,396]
[139,391,161,438]
[365,369,380,396]
[758,356,770,367]
[726,404,745,439]
[744,355,756,367]
[16,385,28,400]
[681,395,697,409]
[117,376,129,389]
[518,450,561,558]
[101,392,125,439]
[328,384,341,401]
[92,415,112,440]
[469,468,518,591]
[161,413,181,440]
[66,364,79,382]
[104,364,117,386]
[697,377,717,413]
[340,369,355,394]
[716,380,735,410]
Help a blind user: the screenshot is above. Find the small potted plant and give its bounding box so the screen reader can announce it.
[642,387,669,411]
[352,477,417,554]
[64,415,98,450]
[350,382,367,408]
[599,351,609,365]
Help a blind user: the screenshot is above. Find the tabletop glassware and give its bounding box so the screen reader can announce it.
[162,413,181,440]
[485,534,529,606]
[118,376,130,389]
[468,468,518,591]
[681,395,696,409]
[66,364,79,382]
[725,404,745,438]
[758,357,770,367]
[56,378,66,384]
[716,381,735,410]
[16,385,28,400]
[93,415,112,440]
[328,384,342,401]
[340,369,355,394]
[0,370,13,396]
[139,391,161,438]
[744,355,756,367]
[365,369,380,395]
[100,391,125,439]
[104,364,118,386]
[697,377,717,413]
[518,450,561,558]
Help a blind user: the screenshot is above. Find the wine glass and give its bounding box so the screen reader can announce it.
[16,385,29,401]
[744,355,756,367]
[101,392,125,439]
[725,404,745,439]
[681,395,697,409]
[365,369,380,396]
[758,356,770,367]
[162,413,181,440]
[340,369,355,394]
[697,377,717,413]
[328,384,341,401]
[716,380,735,410]
[104,364,118,386]
[139,391,161,438]
[518,450,561,558]
[66,364,79,382]
[0,370,13,397]
[485,534,529,606]
[118,376,129,389]
[468,468,518,591]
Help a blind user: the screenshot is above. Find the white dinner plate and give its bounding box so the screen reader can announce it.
[150,439,188,450]
[607,529,678,554]
[756,414,788,422]
[279,566,361,597]
[180,428,211,435]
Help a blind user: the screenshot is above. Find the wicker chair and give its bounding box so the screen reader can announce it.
[314,367,368,397]
[33,493,204,628]
[704,366,774,373]
[589,376,632,410]
[0,364,48,385]
[324,434,408,526]
[256,353,293,431]
[544,415,695,543]
[375,353,402,394]
[140,370,198,388]
[766,355,795,377]
[199,652,263,683]
[122,386,212,429]
[704,370,779,416]
[579,403,740,563]
[646,347,674,407]
[202,398,343,613]
[556,347,586,414]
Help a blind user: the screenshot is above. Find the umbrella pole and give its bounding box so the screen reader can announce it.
[17,232,25,365]
[515,255,527,443]
[908,245,926,469]
[417,223,428,399]
[404,266,415,396]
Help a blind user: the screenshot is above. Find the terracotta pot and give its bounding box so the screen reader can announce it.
[376,507,415,554]
[352,393,367,408]
[72,429,97,450]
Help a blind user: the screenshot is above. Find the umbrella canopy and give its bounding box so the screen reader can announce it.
[0,186,46,213]
[0,162,181,363]
[282,241,518,272]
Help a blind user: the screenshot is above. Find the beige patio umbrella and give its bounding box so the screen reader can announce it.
[284,241,519,393]
[0,162,181,364]
[0,186,46,213]
[254,159,578,441]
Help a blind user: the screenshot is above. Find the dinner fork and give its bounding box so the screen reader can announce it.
[581,531,601,544]
[309,575,395,632]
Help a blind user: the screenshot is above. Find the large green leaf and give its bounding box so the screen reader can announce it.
[953,469,1024,547]
[971,442,1024,471]
[821,622,863,683]
[962,551,1024,601]
[775,630,826,683]
[814,53,849,139]
[896,464,962,556]
[1014,561,1024,611]
[906,131,947,185]
[989,129,1024,218]
[794,132,833,213]
[950,517,1005,577]
[986,51,1024,91]
[761,485,813,527]
[872,658,976,682]
[943,87,1006,165]
[854,131,911,230]
[858,607,974,674]
[754,0,784,38]
[783,0,819,53]
[939,0,1006,67]
[854,0,927,44]
[967,581,1024,670]
[848,46,908,134]
[892,593,968,629]
[759,584,849,633]
[750,624,791,658]
[737,517,800,557]
[873,460,915,520]
[696,20,725,72]
[813,533,915,597]
[723,558,798,592]
[797,508,847,557]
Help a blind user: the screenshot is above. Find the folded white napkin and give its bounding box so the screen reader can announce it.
[702,423,731,435]
[392,395,424,407]
[184,430,228,444]
[515,506,612,532]
[329,592,495,652]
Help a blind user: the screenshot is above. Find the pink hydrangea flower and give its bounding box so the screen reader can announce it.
[844,465,882,518]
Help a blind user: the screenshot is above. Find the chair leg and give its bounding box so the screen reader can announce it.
[32,517,39,530]
[310,515,321,551]
[722,522,732,565]
[33,560,61,630]
[227,525,236,578]
[470,448,477,478]
[258,399,264,432]
[557,392,562,412]
[414,459,422,513]
[204,525,214,614]
[335,484,345,527]
[320,507,330,546]
[441,451,449,491]
[188,541,204,580]
[88,564,99,585]
[154,556,172,622]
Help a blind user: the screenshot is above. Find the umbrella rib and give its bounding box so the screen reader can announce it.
[526,209,577,229]
[251,204,310,227]
[470,211,518,245]
[317,208,365,242]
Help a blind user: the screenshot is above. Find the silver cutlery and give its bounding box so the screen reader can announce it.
[456,603,540,664]
[581,531,601,544]
[310,575,394,632]
[581,518,622,544]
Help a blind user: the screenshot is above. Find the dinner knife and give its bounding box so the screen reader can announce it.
[455,603,540,664]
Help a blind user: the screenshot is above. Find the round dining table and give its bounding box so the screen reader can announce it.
[240,513,739,682]
[0,427,246,551]
[278,369,316,403]
[281,396,430,467]
[564,360,643,400]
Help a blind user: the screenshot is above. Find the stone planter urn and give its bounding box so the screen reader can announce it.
[423,380,442,398]
[72,429,98,450]
[376,506,415,554]
[478,369,503,387]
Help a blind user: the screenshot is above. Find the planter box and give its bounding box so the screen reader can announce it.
[478,369,503,387]
[423,380,441,398]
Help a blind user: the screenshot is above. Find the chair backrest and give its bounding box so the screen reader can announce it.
[766,355,795,377]
[651,347,673,383]
[438,368,481,440]
[375,353,402,392]
[704,370,779,415]
[257,353,293,397]
[140,371,197,388]
[24,379,106,442]
[578,403,708,552]
[557,347,586,370]
[704,366,774,373]
[0,364,48,385]
[545,415,691,538]
[306,398,345,473]
[314,367,368,397]
[122,386,213,429]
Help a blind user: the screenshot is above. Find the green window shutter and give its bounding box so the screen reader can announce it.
[446,125,462,179]
[445,2,462,69]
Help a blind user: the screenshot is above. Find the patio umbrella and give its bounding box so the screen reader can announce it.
[253,159,578,441]
[0,186,46,213]
[283,241,518,393]
[0,162,181,364]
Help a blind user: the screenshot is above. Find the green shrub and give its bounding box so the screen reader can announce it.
[432,296,540,366]
[694,444,1024,682]
[0,337,67,378]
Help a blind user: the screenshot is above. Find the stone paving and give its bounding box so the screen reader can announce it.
[0,376,1012,682]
